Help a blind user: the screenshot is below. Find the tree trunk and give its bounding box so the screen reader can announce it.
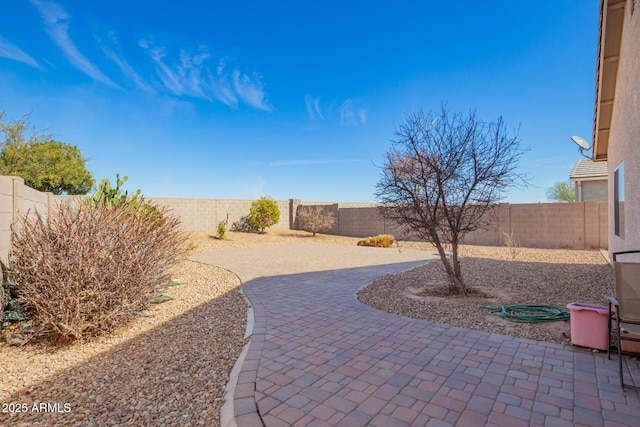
[432,239,467,295]
[450,241,466,294]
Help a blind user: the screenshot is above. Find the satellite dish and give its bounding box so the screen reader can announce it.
[571,135,591,150]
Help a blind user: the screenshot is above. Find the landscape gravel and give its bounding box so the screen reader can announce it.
[0,230,614,426]
[358,242,613,345]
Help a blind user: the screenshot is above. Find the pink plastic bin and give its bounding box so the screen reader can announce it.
[567,303,609,350]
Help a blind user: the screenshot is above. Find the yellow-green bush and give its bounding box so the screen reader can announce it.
[357,234,395,248]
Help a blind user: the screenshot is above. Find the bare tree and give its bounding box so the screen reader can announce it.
[375,106,526,294]
[297,205,336,236]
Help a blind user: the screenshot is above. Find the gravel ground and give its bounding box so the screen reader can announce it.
[0,230,614,426]
[0,237,248,426]
[358,242,613,345]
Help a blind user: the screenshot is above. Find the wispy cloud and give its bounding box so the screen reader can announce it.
[140,40,272,111]
[339,98,368,126]
[211,59,238,107]
[358,108,369,125]
[232,70,272,111]
[29,0,118,88]
[0,35,43,70]
[102,33,154,93]
[305,95,324,120]
[269,159,363,167]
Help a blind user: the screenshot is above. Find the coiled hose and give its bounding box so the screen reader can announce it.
[479,304,570,323]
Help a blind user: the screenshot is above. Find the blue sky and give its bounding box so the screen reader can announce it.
[1,1,598,202]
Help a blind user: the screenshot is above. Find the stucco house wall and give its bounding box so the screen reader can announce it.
[607,0,640,256]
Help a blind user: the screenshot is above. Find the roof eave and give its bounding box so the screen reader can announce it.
[592,0,626,162]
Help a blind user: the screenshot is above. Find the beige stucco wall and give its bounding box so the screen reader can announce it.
[607,2,640,256]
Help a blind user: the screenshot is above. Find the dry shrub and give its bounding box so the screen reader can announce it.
[503,231,520,261]
[297,205,336,236]
[357,234,395,248]
[8,199,186,343]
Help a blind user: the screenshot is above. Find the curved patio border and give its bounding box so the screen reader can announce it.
[191,243,640,427]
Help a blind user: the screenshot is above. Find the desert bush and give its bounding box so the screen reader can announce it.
[217,214,229,239]
[248,196,280,233]
[357,234,395,248]
[231,216,259,233]
[297,205,336,236]
[136,202,167,228]
[503,231,520,261]
[7,198,186,343]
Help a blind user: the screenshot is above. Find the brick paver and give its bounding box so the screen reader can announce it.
[191,243,640,427]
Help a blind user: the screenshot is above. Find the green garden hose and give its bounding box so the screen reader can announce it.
[479,304,570,323]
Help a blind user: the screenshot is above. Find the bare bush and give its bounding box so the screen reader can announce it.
[8,199,186,343]
[297,205,336,236]
[231,216,259,233]
[503,231,520,261]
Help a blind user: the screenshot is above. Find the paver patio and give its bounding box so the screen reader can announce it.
[190,243,640,427]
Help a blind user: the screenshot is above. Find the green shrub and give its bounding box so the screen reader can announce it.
[357,234,395,248]
[248,196,280,233]
[7,199,186,343]
[136,202,167,228]
[217,221,227,239]
[216,214,229,239]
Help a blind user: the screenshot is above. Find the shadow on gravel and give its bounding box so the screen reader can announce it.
[0,286,247,427]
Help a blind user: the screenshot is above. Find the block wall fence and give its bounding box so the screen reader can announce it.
[0,175,608,264]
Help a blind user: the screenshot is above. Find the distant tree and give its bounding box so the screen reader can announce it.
[248,196,280,233]
[375,106,526,295]
[546,181,576,202]
[297,205,336,236]
[0,111,94,194]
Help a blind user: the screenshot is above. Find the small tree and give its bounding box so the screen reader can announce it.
[0,111,94,194]
[376,106,526,294]
[249,196,280,233]
[297,205,336,236]
[547,181,576,202]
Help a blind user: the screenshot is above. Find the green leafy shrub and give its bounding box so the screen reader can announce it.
[7,199,186,343]
[248,196,280,233]
[136,202,167,228]
[357,234,395,248]
[217,214,229,239]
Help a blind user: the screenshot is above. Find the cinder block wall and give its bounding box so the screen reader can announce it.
[294,201,609,250]
[0,174,610,266]
[0,176,59,264]
[150,198,290,232]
